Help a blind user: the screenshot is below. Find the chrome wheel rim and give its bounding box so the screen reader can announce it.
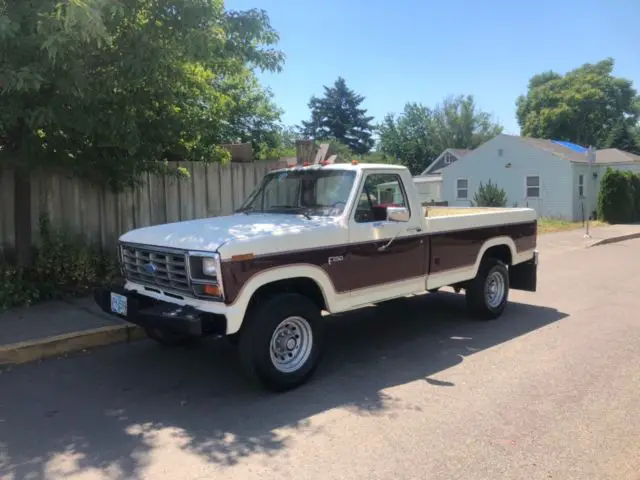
[269,316,313,373]
[485,270,506,309]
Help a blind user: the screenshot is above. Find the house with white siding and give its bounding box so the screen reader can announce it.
[439,134,640,221]
[409,148,472,203]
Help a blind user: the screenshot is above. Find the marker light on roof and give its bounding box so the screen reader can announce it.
[351,159,359,165]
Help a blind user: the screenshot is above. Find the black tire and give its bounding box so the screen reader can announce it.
[238,293,325,392]
[465,257,509,320]
[144,327,195,346]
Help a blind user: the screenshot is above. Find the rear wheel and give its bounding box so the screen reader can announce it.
[465,257,509,320]
[238,293,325,392]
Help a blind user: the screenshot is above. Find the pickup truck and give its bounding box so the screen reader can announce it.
[95,162,539,391]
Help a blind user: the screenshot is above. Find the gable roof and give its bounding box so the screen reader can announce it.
[448,148,472,158]
[420,148,473,175]
[509,135,640,165]
[594,148,640,164]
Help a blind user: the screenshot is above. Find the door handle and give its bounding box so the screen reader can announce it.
[407,226,422,233]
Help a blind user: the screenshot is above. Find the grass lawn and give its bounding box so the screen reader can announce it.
[537,217,605,234]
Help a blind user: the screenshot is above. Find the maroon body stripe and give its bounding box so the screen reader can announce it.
[221,221,537,304]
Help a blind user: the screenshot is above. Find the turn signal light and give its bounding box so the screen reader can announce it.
[203,284,222,297]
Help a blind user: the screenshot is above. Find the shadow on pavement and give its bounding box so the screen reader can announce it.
[0,292,567,479]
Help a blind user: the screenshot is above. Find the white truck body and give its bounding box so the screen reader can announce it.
[97,163,539,391]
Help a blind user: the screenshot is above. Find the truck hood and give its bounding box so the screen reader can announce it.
[119,213,340,253]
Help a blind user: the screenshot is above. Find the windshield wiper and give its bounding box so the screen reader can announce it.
[235,206,256,215]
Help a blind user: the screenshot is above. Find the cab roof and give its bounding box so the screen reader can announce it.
[270,162,408,174]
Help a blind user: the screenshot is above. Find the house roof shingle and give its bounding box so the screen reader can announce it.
[508,134,640,165]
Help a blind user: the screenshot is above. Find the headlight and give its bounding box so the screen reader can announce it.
[187,252,224,300]
[202,257,217,276]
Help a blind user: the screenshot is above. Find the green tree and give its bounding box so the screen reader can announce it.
[301,77,375,155]
[516,58,640,147]
[0,0,284,264]
[215,71,286,160]
[605,120,640,154]
[0,0,284,186]
[378,103,436,175]
[377,95,502,175]
[473,180,508,207]
[597,168,634,223]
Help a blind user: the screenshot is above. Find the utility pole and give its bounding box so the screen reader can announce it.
[584,146,596,239]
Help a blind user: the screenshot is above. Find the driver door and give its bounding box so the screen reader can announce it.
[347,171,427,293]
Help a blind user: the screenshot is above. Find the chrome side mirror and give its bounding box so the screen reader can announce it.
[386,206,410,222]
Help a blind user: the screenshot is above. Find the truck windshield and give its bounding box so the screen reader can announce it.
[238,169,356,217]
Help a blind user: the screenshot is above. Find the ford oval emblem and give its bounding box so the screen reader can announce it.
[144,263,157,274]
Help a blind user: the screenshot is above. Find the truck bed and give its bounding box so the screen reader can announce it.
[423,206,538,233]
[424,206,504,217]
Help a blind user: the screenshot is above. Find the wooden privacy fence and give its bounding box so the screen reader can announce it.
[0,160,284,252]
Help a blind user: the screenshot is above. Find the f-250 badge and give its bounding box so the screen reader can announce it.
[328,255,344,265]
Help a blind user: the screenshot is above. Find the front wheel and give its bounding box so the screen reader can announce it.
[238,293,325,392]
[465,257,509,320]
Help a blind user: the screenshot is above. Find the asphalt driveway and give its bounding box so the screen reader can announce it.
[1,239,639,480]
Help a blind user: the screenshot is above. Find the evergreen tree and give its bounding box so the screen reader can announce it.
[605,121,640,154]
[473,180,508,207]
[301,77,375,154]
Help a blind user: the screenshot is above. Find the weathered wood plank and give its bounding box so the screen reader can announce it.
[148,173,167,226]
[178,161,195,221]
[205,163,221,217]
[192,162,207,219]
[219,163,233,215]
[0,161,275,251]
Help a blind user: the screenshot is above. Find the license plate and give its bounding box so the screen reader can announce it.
[110,292,128,316]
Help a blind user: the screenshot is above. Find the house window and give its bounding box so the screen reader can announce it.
[498,148,504,157]
[443,153,454,165]
[578,174,584,197]
[456,178,469,199]
[526,175,540,198]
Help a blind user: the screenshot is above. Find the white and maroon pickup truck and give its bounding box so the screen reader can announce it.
[95,162,539,391]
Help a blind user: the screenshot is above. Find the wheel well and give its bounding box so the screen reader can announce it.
[482,244,512,266]
[247,277,327,313]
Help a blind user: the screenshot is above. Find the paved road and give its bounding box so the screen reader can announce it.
[1,240,640,480]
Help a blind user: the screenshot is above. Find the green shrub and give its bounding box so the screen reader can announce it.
[473,180,508,207]
[597,168,636,223]
[0,216,120,310]
[0,265,41,311]
[629,172,640,221]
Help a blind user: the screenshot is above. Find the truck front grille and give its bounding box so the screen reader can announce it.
[121,244,191,293]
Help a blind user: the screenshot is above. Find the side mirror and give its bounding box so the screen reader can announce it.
[386,206,410,222]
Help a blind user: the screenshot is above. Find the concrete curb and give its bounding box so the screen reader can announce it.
[0,324,146,367]
[587,232,640,248]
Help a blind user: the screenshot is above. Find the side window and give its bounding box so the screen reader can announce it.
[526,175,540,198]
[578,174,584,197]
[354,173,409,223]
[456,178,469,200]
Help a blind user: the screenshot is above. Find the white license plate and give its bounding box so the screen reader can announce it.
[110,292,128,316]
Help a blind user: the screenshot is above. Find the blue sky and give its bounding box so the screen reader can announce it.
[226,0,640,135]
